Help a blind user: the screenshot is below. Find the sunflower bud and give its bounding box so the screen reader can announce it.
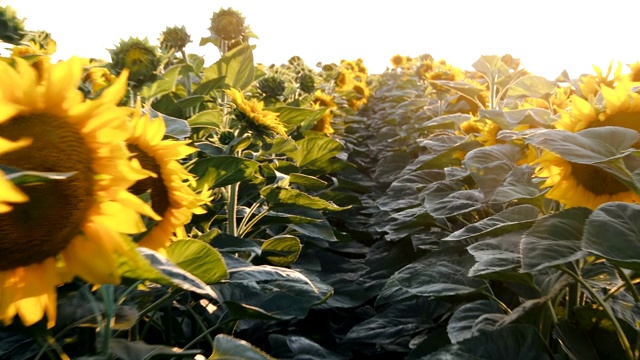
[257,75,286,100]
[218,129,236,145]
[109,37,160,88]
[209,8,247,41]
[0,4,25,45]
[159,25,191,53]
[297,73,316,94]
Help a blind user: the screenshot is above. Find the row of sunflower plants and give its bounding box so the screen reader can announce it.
[0,6,372,359]
[337,53,640,359]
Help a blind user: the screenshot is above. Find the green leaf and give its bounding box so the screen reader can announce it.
[124,248,218,299]
[506,75,557,99]
[190,155,260,189]
[209,334,275,360]
[424,189,484,218]
[268,106,327,131]
[463,143,520,200]
[427,324,551,360]
[203,43,254,90]
[582,202,640,271]
[428,81,486,105]
[553,320,601,360]
[490,166,547,205]
[467,231,524,277]
[389,247,487,298]
[480,108,556,129]
[175,95,207,109]
[443,205,540,242]
[109,339,202,360]
[261,235,301,266]
[262,187,348,211]
[287,136,344,168]
[288,173,328,191]
[188,109,223,128]
[208,233,262,256]
[166,239,229,284]
[521,207,591,272]
[447,300,506,343]
[140,64,182,100]
[147,108,190,139]
[192,75,226,96]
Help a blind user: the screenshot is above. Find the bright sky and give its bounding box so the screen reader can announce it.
[6,0,640,79]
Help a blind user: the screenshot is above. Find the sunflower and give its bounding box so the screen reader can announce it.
[576,62,622,99]
[127,105,210,253]
[0,137,31,213]
[554,81,640,147]
[532,149,639,209]
[224,88,287,137]
[625,61,640,83]
[310,90,337,135]
[0,57,157,328]
[459,118,502,146]
[390,54,407,68]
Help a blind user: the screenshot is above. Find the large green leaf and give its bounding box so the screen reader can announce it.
[209,334,275,360]
[425,324,550,360]
[506,75,557,99]
[582,202,640,271]
[389,247,487,298]
[467,231,524,278]
[203,43,255,90]
[424,189,484,218]
[261,235,302,266]
[166,239,229,284]
[147,108,190,139]
[428,81,486,105]
[480,108,556,130]
[463,143,520,200]
[268,335,349,360]
[267,106,327,131]
[262,187,347,211]
[443,205,540,242]
[140,64,182,100]
[287,136,344,168]
[490,166,547,205]
[190,155,260,189]
[208,232,262,256]
[447,300,506,343]
[521,207,591,273]
[188,109,223,128]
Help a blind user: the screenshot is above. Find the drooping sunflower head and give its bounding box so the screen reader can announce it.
[109,37,161,88]
[554,81,640,147]
[159,25,192,53]
[0,4,25,44]
[126,105,209,253]
[0,57,157,328]
[209,8,248,42]
[224,88,287,138]
[297,72,316,94]
[532,149,639,210]
[257,75,286,100]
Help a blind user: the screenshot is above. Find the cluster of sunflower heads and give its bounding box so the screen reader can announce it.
[0,3,25,44]
[109,37,161,89]
[202,7,257,53]
[335,59,370,111]
[159,25,191,53]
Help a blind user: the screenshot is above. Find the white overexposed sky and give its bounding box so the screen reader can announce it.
[5,0,640,79]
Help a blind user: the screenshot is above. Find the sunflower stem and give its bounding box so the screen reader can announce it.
[180,49,194,118]
[99,285,116,357]
[227,182,239,236]
[615,266,640,303]
[559,265,635,360]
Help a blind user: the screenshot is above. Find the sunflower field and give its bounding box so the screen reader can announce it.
[2,4,640,360]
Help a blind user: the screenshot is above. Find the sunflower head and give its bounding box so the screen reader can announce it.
[459,118,502,146]
[126,105,207,253]
[532,149,639,209]
[83,65,116,95]
[297,72,316,94]
[109,37,160,89]
[159,25,191,53]
[225,88,287,138]
[625,61,640,83]
[0,57,159,328]
[209,8,249,42]
[0,4,25,44]
[390,54,407,68]
[257,75,286,100]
